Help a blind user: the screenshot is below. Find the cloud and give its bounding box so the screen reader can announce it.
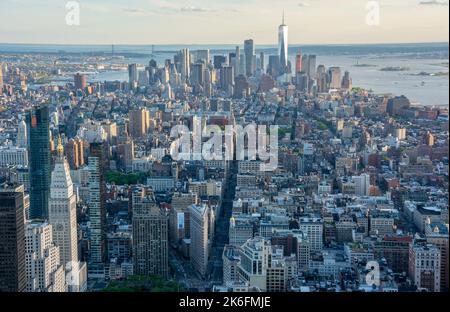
[180,6,214,13]
[123,8,145,13]
[419,0,449,5]
[143,0,242,16]
[146,1,216,14]
[298,2,310,7]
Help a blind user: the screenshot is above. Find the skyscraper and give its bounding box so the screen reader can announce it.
[128,64,138,87]
[129,108,150,138]
[65,138,85,170]
[49,138,87,292]
[301,54,309,76]
[25,221,66,292]
[180,48,191,83]
[138,70,150,86]
[74,73,87,90]
[316,66,328,93]
[260,52,265,71]
[268,55,281,78]
[0,183,27,292]
[132,187,169,279]
[295,50,302,74]
[203,67,213,97]
[239,53,246,77]
[234,74,250,99]
[26,106,51,220]
[235,46,241,76]
[244,39,255,77]
[190,63,205,87]
[229,52,236,67]
[0,63,3,91]
[214,55,227,70]
[308,55,317,79]
[219,66,234,93]
[190,204,210,278]
[301,54,317,80]
[17,119,27,148]
[88,143,107,278]
[341,70,352,90]
[118,138,134,173]
[328,66,342,90]
[278,11,289,74]
[195,49,210,65]
[50,138,78,267]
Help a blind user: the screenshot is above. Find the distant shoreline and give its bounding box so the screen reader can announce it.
[0,42,448,55]
[0,41,448,47]
[2,42,447,107]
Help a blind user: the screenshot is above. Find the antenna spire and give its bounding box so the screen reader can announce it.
[282,9,285,25]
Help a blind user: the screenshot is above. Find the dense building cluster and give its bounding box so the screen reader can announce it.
[0,18,448,293]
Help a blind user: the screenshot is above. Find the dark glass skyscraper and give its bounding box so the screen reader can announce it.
[88,142,107,278]
[26,105,51,220]
[244,39,255,77]
[0,183,26,292]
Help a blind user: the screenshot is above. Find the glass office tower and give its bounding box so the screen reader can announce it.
[26,105,51,220]
[278,12,289,74]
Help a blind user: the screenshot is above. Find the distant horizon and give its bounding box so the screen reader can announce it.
[0,41,448,48]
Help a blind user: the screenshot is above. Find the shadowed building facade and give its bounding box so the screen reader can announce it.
[0,183,26,292]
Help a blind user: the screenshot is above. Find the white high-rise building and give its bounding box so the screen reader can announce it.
[235,46,241,77]
[353,174,371,196]
[49,138,87,292]
[25,221,66,292]
[50,138,78,266]
[17,119,28,148]
[180,48,191,83]
[278,11,289,74]
[299,217,323,253]
[190,204,210,278]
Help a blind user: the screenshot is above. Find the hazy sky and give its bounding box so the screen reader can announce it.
[0,0,448,45]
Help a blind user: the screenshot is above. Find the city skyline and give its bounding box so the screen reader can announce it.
[0,0,448,298]
[0,0,449,45]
